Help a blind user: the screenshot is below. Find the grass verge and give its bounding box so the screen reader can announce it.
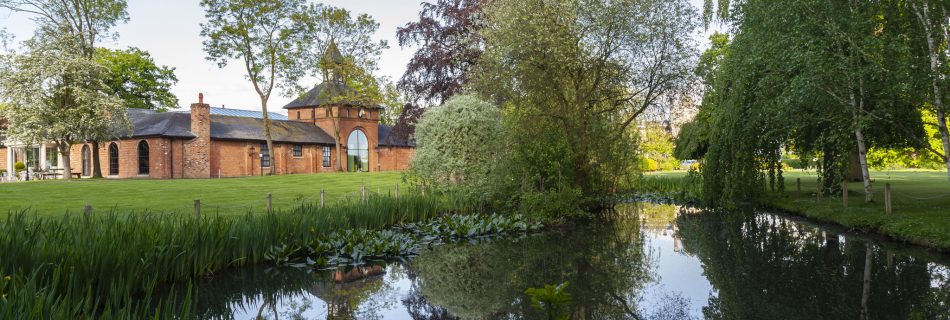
[0,172,404,215]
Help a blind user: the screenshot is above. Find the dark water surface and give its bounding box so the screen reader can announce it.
[184,203,950,319]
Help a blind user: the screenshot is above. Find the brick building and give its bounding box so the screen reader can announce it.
[54,91,417,179]
[2,42,416,179]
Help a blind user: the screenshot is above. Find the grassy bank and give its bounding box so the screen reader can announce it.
[0,192,476,318]
[0,172,403,215]
[639,170,950,251]
[768,170,950,251]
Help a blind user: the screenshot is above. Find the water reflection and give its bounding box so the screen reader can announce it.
[676,210,950,319]
[179,203,950,319]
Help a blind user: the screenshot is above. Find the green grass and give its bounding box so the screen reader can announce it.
[770,170,950,250]
[0,172,405,215]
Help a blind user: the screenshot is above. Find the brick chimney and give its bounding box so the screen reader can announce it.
[184,93,211,178]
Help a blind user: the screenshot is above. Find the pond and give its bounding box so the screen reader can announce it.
[180,203,950,319]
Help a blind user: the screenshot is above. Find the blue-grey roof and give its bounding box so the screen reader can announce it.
[209,115,334,144]
[128,109,195,138]
[124,109,333,144]
[378,124,415,147]
[175,107,288,120]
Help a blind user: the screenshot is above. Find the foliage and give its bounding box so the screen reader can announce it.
[0,0,129,58]
[473,0,699,212]
[95,47,179,111]
[377,79,405,125]
[525,282,572,320]
[411,94,505,196]
[638,124,679,171]
[12,162,25,172]
[0,33,127,179]
[684,0,929,206]
[398,0,488,104]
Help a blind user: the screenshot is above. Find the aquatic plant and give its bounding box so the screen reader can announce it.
[264,213,542,268]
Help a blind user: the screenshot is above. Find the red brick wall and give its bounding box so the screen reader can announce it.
[69,138,176,179]
[0,147,6,172]
[209,140,339,177]
[378,146,415,171]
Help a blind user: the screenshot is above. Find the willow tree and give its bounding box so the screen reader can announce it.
[201,0,310,175]
[475,0,698,210]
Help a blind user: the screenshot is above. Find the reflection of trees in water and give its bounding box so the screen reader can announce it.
[677,210,950,319]
[408,204,696,319]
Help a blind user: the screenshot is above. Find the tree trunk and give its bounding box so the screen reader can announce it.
[333,113,344,172]
[261,97,276,176]
[91,140,103,178]
[58,143,72,181]
[846,151,863,182]
[852,91,873,203]
[914,1,950,182]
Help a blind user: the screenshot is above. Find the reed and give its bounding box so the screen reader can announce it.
[0,191,475,318]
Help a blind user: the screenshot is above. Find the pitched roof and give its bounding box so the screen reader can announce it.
[378,124,417,147]
[282,81,362,109]
[123,109,334,144]
[127,109,195,138]
[210,115,334,144]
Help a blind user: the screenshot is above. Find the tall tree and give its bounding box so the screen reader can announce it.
[398,0,488,104]
[200,0,310,175]
[305,5,386,172]
[95,47,179,111]
[476,0,698,209]
[0,33,126,180]
[908,0,950,182]
[1,0,129,179]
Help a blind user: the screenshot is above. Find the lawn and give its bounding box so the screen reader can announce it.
[771,169,950,250]
[0,172,405,216]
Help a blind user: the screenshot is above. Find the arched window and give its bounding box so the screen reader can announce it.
[138,140,149,175]
[81,145,91,176]
[346,129,369,172]
[108,142,119,176]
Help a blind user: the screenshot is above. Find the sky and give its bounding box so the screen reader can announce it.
[1,0,712,115]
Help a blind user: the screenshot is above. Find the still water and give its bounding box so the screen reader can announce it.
[184,203,950,319]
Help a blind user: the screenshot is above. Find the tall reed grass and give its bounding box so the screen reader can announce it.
[0,192,475,318]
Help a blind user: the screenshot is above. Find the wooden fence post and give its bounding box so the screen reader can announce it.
[83,204,92,218]
[266,193,273,213]
[796,178,801,198]
[842,182,848,208]
[320,189,325,208]
[395,182,400,200]
[194,199,201,220]
[884,183,892,214]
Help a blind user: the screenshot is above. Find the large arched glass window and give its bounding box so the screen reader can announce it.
[346,129,369,172]
[81,145,91,176]
[108,143,119,176]
[138,140,149,175]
